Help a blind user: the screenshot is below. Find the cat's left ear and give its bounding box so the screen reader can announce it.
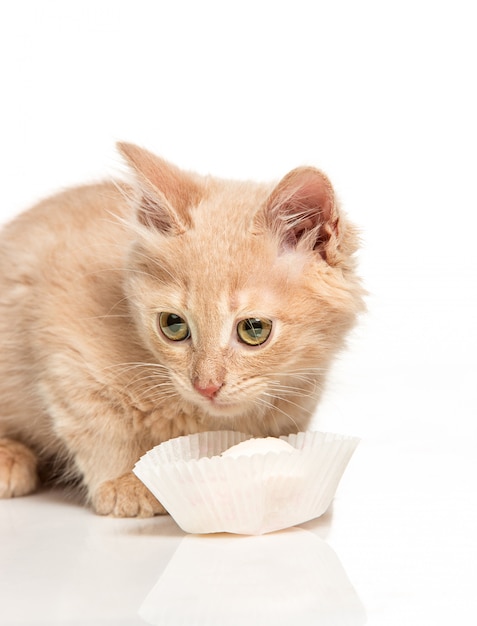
[260,167,340,263]
[118,142,201,235]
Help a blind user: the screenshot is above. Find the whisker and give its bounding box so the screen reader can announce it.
[104,361,169,373]
[102,361,170,384]
[135,388,179,403]
[267,382,316,396]
[253,396,300,432]
[262,392,315,417]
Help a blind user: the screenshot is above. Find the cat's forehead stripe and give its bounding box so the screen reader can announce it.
[230,288,279,317]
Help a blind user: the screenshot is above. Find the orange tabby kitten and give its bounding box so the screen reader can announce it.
[0,143,364,517]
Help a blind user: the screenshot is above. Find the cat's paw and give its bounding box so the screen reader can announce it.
[0,438,39,498]
[92,472,166,518]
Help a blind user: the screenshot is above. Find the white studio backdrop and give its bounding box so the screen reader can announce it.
[2,4,477,624]
[1,0,475,444]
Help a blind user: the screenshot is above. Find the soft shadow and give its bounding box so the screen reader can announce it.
[138,527,366,626]
[33,484,85,509]
[118,514,186,538]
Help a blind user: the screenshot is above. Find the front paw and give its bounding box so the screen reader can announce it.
[0,438,38,498]
[92,473,166,518]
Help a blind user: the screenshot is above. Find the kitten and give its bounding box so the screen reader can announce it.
[0,143,364,517]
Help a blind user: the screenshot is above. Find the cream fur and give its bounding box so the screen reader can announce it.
[0,144,364,517]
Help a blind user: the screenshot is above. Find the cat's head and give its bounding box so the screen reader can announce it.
[119,143,363,430]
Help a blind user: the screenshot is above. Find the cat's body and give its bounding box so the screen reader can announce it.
[0,144,364,517]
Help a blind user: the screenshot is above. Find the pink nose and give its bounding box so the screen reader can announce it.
[194,380,222,399]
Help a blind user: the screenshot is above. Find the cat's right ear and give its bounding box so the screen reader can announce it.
[117,142,200,235]
[258,166,341,264]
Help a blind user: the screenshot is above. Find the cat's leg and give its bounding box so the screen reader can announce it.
[42,380,167,518]
[58,426,166,518]
[70,448,166,518]
[0,437,39,498]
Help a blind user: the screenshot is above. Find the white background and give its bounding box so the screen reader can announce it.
[1,2,476,625]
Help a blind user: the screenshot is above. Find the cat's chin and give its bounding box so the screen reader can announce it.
[190,397,250,420]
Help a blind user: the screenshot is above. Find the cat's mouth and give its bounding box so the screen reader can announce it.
[184,387,249,419]
[172,375,255,418]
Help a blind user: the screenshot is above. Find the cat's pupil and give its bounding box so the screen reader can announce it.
[167,314,182,333]
[245,319,263,337]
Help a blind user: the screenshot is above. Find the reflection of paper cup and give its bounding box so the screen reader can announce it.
[134,431,359,535]
[138,528,366,626]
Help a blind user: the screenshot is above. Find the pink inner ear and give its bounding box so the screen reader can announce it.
[290,174,333,223]
[266,167,336,255]
[138,190,178,233]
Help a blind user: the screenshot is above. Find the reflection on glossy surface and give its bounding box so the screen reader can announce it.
[1,489,366,626]
[139,528,366,626]
[0,490,184,626]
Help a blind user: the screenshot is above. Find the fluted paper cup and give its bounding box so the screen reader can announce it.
[133,430,359,535]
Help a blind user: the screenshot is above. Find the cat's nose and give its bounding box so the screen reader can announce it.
[193,380,222,399]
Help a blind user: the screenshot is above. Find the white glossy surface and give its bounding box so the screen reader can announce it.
[1,1,476,624]
[1,429,476,625]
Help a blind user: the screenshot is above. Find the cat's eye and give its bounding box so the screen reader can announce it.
[158,312,190,342]
[237,318,273,346]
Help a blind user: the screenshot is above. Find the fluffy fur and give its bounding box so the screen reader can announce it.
[0,143,364,516]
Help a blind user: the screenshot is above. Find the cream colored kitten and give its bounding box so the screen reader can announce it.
[0,143,364,517]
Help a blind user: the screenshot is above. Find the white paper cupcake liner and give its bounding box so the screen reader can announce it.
[133,430,359,535]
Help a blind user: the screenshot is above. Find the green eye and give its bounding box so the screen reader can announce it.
[237,318,272,346]
[158,312,190,342]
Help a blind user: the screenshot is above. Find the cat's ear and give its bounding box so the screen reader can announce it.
[117,142,201,234]
[261,167,340,262]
